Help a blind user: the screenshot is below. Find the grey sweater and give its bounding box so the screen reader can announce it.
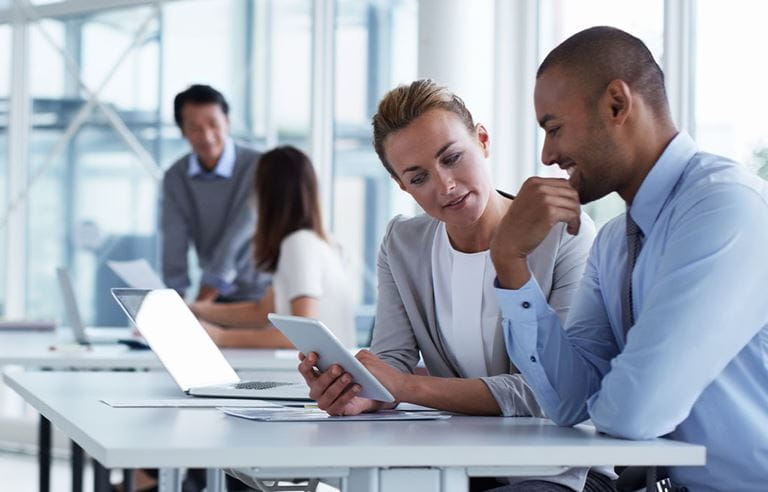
[160,143,266,300]
[370,211,596,417]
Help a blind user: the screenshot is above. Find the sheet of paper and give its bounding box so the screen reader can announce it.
[107,259,166,289]
[395,402,438,412]
[102,399,280,408]
[219,407,451,422]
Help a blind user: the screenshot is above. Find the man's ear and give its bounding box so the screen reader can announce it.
[603,79,632,126]
[476,124,490,157]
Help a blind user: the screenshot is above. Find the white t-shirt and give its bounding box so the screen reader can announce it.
[431,222,506,379]
[272,229,356,348]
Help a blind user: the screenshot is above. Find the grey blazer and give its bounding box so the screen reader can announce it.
[370,211,596,416]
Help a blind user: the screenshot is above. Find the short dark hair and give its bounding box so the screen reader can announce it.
[252,146,327,272]
[537,26,669,116]
[173,84,229,129]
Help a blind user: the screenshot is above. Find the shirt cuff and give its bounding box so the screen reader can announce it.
[493,275,552,321]
[201,272,237,296]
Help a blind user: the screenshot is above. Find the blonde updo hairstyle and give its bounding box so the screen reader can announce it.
[372,79,476,177]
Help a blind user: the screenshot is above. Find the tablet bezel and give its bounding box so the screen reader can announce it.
[268,313,395,402]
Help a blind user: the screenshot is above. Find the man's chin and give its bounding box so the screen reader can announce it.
[578,186,612,205]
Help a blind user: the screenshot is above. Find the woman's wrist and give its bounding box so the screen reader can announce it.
[397,372,420,403]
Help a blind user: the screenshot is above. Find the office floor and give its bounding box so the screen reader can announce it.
[0,449,94,491]
[0,450,340,491]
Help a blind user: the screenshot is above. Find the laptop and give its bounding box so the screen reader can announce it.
[56,267,149,349]
[111,288,312,401]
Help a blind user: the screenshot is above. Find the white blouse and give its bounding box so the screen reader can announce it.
[272,229,356,348]
[431,222,506,378]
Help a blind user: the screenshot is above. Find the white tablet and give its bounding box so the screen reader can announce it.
[268,313,394,403]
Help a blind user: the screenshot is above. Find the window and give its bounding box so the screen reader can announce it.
[332,0,417,341]
[695,0,768,177]
[0,24,9,313]
[16,0,408,336]
[27,7,161,324]
[537,0,664,227]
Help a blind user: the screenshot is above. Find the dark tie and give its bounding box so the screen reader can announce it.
[621,214,643,334]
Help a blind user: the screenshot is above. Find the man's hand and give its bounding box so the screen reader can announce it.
[196,284,219,302]
[297,352,383,416]
[200,319,226,346]
[491,177,581,289]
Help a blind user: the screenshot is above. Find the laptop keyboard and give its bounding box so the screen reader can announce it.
[233,381,294,390]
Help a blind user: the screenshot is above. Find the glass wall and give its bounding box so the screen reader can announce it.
[13,0,413,340]
[695,0,768,178]
[332,0,417,338]
[0,24,8,314]
[27,7,161,324]
[537,0,665,227]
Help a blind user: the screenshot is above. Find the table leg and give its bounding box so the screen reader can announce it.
[646,466,657,492]
[71,441,84,492]
[39,415,51,492]
[93,459,111,492]
[206,469,226,492]
[157,468,182,492]
[440,468,469,492]
[344,468,377,492]
[123,469,135,492]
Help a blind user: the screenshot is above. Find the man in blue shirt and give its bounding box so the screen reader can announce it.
[161,84,268,302]
[490,27,768,491]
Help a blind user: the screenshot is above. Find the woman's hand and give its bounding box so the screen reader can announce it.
[189,298,214,318]
[200,319,227,346]
[355,349,409,399]
[297,352,383,416]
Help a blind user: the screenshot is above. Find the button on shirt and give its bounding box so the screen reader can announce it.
[495,133,768,491]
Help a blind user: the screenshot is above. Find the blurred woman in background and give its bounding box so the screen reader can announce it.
[191,145,356,348]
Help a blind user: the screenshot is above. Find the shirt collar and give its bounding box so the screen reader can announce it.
[187,138,236,178]
[628,132,698,235]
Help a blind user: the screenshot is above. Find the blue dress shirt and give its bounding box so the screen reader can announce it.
[495,133,768,491]
[187,137,236,179]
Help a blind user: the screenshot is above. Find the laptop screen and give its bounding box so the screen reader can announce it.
[111,288,239,391]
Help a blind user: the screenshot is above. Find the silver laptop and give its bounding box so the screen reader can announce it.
[56,267,149,349]
[111,288,311,401]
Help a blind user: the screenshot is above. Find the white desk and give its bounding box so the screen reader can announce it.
[4,371,705,492]
[0,328,300,371]
[0,328,300,492]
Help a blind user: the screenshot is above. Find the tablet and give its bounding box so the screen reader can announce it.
[268,313,394,402]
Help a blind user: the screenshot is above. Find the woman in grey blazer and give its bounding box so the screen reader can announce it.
[298,80,605,490]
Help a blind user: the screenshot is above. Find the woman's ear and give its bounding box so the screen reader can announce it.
[476,124,490,157]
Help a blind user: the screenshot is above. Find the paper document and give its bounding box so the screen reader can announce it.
[102,399,280,408]
[395,402,438,412]
[219,407,451,422]
[107,259,166,289]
